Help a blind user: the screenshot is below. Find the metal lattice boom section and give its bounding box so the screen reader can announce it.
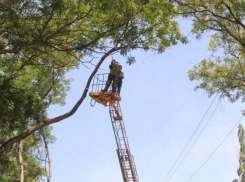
[89,73,139,182]
[109,101,139,182]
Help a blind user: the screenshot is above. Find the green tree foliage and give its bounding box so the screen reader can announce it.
[0,126,55,182]
[173,0,245,102]
[0,0,186,170]
[237,124,245,182]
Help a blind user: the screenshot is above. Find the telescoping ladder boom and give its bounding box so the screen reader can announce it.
[89,73,139,182]
[109,101,139,182]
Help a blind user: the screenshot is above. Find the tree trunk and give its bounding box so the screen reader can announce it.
[18,141,24,182]
[43,135,52,182]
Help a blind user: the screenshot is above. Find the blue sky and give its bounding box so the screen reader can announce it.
[48,19,244,182]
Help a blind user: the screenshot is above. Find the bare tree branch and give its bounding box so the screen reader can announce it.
[0,46,122,157]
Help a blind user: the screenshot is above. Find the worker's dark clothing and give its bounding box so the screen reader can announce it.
[102,61,119,92]
[103,73,114,92]
[116,71,124,94]
[111,63,120,93]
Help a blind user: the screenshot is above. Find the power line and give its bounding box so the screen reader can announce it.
[165,98,221,182]
[161,94,219,182]
[186,115,244,182]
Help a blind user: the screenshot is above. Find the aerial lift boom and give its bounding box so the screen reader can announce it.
[89,73,139,182]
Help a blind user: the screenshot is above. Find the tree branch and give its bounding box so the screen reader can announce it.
[0,46,121,157]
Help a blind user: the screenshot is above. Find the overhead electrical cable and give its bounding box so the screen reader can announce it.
[186,115,244,182]
[161,94,219,182]
[165,99,221,182]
